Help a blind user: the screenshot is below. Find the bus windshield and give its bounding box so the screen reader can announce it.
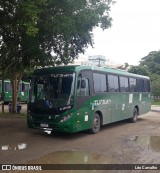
[30,73,75,111]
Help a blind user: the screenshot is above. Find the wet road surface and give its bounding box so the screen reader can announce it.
[0,107,160,173]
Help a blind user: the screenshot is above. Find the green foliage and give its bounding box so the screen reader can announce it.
[129,51,160,100]
[0,0,114,71]
[0,0,114,111]
[128,65,150,76]
[140,51,160,75]
[150,73,160,98]
[152,100,160,106]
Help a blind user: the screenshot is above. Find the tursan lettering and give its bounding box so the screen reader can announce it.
[91,99,111,110]
[94,99,111,106]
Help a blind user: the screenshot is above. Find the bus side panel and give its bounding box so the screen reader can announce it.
[74,92,151,132]
[139,93,151,115]
[125,93,151,118]
[75,95,112,132]
[108,93,135,123]
[130,93,140,115]
[90,95,112,125]
[74,97,93,132]
[122,93,131,119]
[125,93,142,119]
[110,93,122,123]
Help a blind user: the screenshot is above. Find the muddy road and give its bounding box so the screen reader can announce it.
[0,106,160,173]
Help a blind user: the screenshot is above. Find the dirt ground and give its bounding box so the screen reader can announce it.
[0,106,160,173]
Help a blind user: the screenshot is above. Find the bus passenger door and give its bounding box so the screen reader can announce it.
[76,70,93,109]
[75,71,93,131]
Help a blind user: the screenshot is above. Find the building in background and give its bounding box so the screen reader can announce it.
[72,55,127,69]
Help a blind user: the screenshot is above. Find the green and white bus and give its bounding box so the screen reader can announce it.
[27,65,151,133]
[0,80,30,103]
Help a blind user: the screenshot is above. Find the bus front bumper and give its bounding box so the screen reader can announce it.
[27,116,75,133]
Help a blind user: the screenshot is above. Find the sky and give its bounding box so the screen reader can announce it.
[80,0,160,65]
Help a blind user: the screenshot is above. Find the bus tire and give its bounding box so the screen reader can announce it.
[89,113,101,134]
[130,108,138,123]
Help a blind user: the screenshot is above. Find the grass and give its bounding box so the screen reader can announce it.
[152,100,160,106]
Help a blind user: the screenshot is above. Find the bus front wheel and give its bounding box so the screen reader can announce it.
[89,113,101,134]
[130,108,138,123]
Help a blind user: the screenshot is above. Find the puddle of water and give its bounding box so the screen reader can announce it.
[130,135,160,152]
[27,151,116,173]
[28,151,116,164]
[1,143,27,151]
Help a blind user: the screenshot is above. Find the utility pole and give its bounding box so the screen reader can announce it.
[88,55,106,67]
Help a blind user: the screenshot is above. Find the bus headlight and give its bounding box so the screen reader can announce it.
[60,114,71,123]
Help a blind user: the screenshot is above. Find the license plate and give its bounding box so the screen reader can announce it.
[40,123,49,128]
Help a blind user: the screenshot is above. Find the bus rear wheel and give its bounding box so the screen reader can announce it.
[89,113,100,134]
[130,108,138,123]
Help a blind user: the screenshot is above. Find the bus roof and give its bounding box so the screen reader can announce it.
[33,65,150,80]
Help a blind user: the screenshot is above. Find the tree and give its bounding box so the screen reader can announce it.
[0,0,114,112]
[140,51,160,100]
[128,65,150,76]
[130,51,160,100]
[140,51,160,75]
[150,74,160,100]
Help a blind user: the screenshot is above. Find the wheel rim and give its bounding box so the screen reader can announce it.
[93,116,100,130]
[134,110,137,121]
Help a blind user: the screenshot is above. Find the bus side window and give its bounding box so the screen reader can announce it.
[77,77,89,96]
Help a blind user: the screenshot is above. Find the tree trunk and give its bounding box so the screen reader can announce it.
[10,73,22,113]
[1,71,5,113]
